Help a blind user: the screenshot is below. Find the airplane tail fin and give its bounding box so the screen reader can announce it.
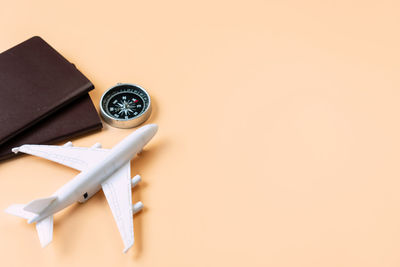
[5,205,54,247]
[24,196,57,214]
[5,196,57,248]
[5,196,56,221]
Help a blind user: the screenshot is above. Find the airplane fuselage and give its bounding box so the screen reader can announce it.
[28,124,158,224]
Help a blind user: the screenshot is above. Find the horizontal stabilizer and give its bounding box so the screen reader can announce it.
[24,196,57,214]
[36,216,53,247]
[5,204,37,220]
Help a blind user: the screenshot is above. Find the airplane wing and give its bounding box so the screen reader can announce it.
[12,144,110,171]
[101,162,134,253]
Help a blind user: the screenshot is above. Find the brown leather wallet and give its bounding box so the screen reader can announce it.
[0,36,95,145]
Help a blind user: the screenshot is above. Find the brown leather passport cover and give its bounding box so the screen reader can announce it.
[0,94,102,160]
[0,36,95,145]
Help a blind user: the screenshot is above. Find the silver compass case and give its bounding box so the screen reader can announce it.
[100,83,152,128]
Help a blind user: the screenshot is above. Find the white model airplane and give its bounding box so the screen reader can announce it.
[5,124,158,253]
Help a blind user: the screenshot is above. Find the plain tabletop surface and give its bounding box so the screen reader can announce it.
[1,1,400,266]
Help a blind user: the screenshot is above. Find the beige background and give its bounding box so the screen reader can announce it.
[1,0,400,266]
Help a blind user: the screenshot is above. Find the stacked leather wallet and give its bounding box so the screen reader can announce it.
[0,36,102,160]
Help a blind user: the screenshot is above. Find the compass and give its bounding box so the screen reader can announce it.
[100,83,152,128]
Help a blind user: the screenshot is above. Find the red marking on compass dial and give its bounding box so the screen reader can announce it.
[134,99,139,103]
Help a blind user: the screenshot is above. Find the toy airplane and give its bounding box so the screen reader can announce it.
[5,124,158,253]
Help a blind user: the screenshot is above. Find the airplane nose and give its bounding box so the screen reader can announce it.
[134,124,158,143]
[148,124,158,133]
[143,124,158,136]
[137,124,158,147]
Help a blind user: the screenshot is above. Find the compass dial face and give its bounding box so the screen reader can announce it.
[106,92,144,120]
[100,84,152,128]
[102,85,150,120]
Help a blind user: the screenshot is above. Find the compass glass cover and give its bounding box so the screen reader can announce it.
[102,85,150,120]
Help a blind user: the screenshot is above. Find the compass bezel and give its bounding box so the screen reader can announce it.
[100,83,152,128]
